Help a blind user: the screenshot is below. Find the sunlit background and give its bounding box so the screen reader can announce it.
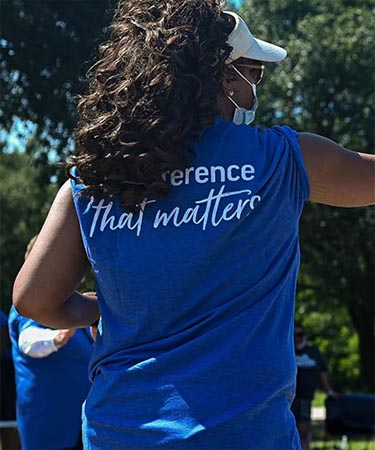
[0,1,374,448]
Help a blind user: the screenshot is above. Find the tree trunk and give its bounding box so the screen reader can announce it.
[348,297,375,393]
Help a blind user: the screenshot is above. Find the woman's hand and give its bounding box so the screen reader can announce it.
[53,328,76,348]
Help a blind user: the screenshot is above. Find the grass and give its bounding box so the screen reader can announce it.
[311,441,375,449]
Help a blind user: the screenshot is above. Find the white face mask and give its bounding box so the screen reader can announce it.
[231,84,258,125]
[226,66,258,126]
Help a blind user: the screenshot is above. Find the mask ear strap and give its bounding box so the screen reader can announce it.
[231,65,254,87]
[226,93,241,109]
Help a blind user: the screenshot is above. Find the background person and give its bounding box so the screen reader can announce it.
[9,236,94,450]
[292,322,337,449]
[12,1,374,449]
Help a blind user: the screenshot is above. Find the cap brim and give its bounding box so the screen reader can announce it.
[243,37,287,62]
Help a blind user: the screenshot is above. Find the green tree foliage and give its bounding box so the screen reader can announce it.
[241,0,374,391]
[1,0,111,164]
[1,0,111,312]
[0,144,58,313]
[1,0,374,390]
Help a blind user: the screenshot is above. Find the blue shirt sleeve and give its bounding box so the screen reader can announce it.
[271,126,310,203]
[17,315,47,334]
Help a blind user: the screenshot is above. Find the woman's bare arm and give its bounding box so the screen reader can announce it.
[298,133,375,207]
[13,181,100,329]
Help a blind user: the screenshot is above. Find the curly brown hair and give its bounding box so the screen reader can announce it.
[67,0,234,210]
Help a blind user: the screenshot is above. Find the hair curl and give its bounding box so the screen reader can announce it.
[66,0,234,210]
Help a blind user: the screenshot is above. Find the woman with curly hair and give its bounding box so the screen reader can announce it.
[13,0,374,448]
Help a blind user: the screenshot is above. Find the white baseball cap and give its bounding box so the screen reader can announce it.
[224,11,287,63]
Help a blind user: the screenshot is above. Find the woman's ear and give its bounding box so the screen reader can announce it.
[222,77,236,97]
[222,66,238,97]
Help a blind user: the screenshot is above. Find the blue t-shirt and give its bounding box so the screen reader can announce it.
[71,119,309,450]
[9,306,94,450]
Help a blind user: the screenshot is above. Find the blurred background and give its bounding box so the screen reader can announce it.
[0,0,374,446]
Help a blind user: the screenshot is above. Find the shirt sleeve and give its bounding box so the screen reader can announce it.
[269,125,310,213]
[18,326,60,358]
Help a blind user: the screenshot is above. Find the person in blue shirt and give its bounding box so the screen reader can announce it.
[12,1,374,449]
[9,236,94,450]
[9,308,94,450]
